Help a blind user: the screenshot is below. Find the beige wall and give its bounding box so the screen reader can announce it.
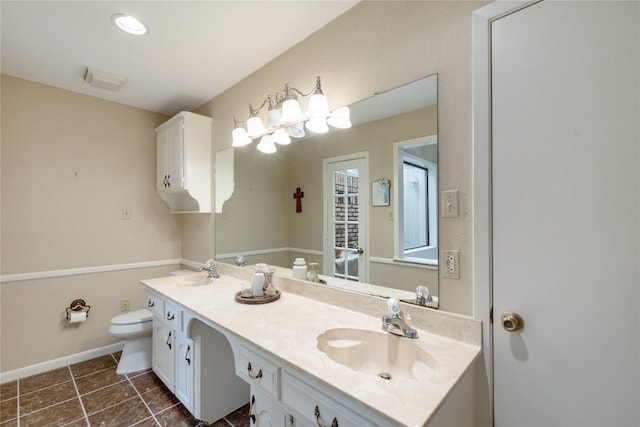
[192,1,485,315]
[0,0,487,373]
[0,75,181,372]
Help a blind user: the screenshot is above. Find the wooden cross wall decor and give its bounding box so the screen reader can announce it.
[293,187,304,213]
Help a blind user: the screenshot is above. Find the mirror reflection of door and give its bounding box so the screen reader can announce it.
[323,154,369,282]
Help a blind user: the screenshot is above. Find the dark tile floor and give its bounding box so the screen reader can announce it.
[0,352,250,427]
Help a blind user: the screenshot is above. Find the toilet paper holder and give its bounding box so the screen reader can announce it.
[66,299,91,320]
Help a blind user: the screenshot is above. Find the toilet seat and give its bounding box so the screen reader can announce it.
[111,309,153,325]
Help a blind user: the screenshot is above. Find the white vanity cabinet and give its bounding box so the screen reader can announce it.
[145,289,249,423]
[229,340,390,427]
[154,111,212,213]
[250,387,293,427]
[148,292,194,411]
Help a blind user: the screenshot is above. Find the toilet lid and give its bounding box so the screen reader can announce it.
[111,309,153,325]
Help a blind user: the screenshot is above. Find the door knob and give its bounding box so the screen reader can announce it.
[501,312,524,332]
[357,247,364,254]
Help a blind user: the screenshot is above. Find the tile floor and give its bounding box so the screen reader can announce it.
[0,352,250,427]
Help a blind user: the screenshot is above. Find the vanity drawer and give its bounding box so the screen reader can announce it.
[281,371,372,427]
[163,300,182,331]
[144,290,164,318]
[234,346,280,400]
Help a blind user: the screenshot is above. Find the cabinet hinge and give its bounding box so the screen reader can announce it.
[489,307,493,324]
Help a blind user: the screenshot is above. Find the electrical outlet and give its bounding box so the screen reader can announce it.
[441,250,460,279]
[120,299,130,312]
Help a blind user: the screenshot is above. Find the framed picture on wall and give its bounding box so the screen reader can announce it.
[372,179,390,206]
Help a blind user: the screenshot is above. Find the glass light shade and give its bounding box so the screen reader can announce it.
[280,99,305,124]
[327,106,352,129]
[273,129,291,145]
[246,116,268,138]
[286,122,306,138]
[257,135,277,154]
[305,93,330,118]
[231,127,252,147]
[305,117,329,134]
[266,108,281,130]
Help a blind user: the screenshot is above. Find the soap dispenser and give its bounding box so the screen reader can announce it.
[292,258,307,280]
[252,263,268,297]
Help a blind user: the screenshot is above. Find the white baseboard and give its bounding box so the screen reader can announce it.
[0,342,124,384]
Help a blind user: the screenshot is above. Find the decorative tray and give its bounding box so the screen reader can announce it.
[235,290,281,305]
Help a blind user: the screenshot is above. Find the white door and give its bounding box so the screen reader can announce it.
[324,154,369,282]
[491,1,639,426]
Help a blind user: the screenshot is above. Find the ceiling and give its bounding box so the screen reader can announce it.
[0,1,359,116]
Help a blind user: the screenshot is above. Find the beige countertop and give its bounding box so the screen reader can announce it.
[141,264,481,426]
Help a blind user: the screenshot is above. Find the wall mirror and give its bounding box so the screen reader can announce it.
[215,74,438,307]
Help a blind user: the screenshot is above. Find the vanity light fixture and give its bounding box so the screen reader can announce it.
[232,77,352,154]
[111,13,148,35]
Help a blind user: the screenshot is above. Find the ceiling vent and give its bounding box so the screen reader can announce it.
[84,67,127,91]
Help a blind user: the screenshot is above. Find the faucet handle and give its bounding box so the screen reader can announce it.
[387,298,402,316]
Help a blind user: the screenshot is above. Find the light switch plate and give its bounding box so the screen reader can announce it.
[442,190,459,218]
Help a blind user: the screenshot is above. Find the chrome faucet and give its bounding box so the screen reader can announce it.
[382,298,418,339]
[199,259,220,279]
[415,285,433,307]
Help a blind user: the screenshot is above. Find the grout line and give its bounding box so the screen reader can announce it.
[68,366,90,426]
[125,373,161,426]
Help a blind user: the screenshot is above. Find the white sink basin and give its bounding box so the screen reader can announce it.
[176,272,212,286]
[316,328,438,381]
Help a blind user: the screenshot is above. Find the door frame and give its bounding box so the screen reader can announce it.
[322,151,370,283]
[471,0,541,421]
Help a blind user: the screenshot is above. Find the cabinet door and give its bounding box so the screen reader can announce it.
[175,334,194,412]
[167,118,184,190]
[156,130,169,192]
[152,318,174,390]
[250,387,287,427]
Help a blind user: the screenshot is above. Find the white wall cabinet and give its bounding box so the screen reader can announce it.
[155,111,212,213]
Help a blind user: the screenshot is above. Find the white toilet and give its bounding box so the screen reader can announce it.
[109,309,153,374]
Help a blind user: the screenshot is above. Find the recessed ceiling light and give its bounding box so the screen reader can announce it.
[111,14,147,35]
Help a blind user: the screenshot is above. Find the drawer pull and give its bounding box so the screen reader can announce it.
[247,362,263,380]
[315,405,338,427]
[147,300,155,307]
[249,394,256,424]
[166,331,172,350]
[166,312,175,321]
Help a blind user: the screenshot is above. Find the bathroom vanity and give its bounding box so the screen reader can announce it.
[141,264,481,426]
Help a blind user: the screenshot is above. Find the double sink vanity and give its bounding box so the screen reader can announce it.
[141,263,481,426]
